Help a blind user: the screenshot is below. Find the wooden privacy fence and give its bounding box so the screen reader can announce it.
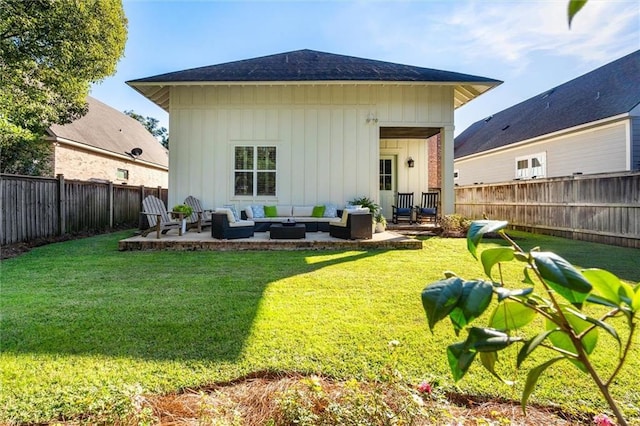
[455,171,640,248]
[1,174,168,245]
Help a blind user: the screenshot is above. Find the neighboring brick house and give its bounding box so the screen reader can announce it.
[46,96,168,187]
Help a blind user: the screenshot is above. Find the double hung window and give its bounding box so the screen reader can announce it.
[234,146,276,196]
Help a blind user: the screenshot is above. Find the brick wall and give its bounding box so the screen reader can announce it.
[54,144,168,187]
[427,133,441,189]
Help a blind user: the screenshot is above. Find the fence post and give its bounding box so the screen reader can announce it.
[108,181,114,229]
[57,174,66,236]
[139,185,145,229]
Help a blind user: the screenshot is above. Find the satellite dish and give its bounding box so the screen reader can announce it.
[131,147,143,157]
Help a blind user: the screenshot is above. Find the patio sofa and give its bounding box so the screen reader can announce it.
[212,209,255,239]
[241,204,341,232]
[329,208,372,240]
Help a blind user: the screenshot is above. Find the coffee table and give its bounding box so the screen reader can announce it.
[269,223,306,239]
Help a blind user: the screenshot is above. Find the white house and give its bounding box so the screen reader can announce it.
[454,50,640,186]
[47,96,169,187]
[127,49,500,216]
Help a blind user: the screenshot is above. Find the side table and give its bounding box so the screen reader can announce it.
[269,223,306,239]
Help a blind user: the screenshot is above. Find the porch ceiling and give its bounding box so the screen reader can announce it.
[380,127,440,139]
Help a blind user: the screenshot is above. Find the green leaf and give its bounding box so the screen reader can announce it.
[421,278,463,331]
[480,351,514,385]
[568,0,588,28]
[494,287,534,302]
[522,358,563,413]
[467,220,509,260]
[447,342,476,382]
[545,308,598,355]
[633,287,640,313]
[566,307,620,349]
[522,266,535,285]
[582,269,621,305]
[619,282,635,306]
[490,299,536,331]
[531,252,592,307]
[466,327,520,352]
[445,280,494,335]
[517,329,557,368]
[480,247,515,279]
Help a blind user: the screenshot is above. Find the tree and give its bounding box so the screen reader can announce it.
[0,0,127,175]
[124,110,169,149]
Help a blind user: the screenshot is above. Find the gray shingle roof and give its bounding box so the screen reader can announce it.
[455,50,640,159]
[48,97,168,168]
[128,49,501,111]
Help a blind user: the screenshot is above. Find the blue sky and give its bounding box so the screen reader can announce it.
[91,0,640,136]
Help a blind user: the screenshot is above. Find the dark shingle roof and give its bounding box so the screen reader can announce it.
[48,97,168,168]
[130,49,499,84]
[455,50,640,159]
[128,49,501,111]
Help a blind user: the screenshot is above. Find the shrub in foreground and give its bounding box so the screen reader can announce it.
[421,220,639,426]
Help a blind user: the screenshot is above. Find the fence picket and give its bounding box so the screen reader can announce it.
[1,174,167,245]
[455,171,640,248]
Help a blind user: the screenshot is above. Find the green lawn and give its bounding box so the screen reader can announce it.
[1,230,639,423]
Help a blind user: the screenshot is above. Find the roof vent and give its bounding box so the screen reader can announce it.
[483,115,493,122]
[501,125,510,131]
[541,89,555,99]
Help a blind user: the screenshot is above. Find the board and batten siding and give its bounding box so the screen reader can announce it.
[455,120,630,186]
[167,84,454,209]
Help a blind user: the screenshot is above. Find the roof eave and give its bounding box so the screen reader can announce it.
[127,79,503,112]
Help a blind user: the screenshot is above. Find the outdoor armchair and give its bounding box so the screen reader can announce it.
[140,195,184,239]
[392,192,414,224]
[416,191,439,224]
[184,195,213,232]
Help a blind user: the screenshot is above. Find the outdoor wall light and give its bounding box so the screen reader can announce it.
[366,112,378,123]
[407,157,415,168]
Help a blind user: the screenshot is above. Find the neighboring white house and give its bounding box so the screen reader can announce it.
[47,96,169,187]
[454,50,640,186]
[127,49,500,216]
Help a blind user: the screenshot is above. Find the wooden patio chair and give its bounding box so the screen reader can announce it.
[392,192,414,224]
[140,195,184,239]
[184,195,212,232]
[416,191,439,224]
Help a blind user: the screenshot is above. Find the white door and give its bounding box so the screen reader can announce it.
[379,156,395,219]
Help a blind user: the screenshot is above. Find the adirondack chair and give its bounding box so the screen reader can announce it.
[416,191,439,224]
[140,195,184,238]
[183,195,213,232]
[392,192,414,224]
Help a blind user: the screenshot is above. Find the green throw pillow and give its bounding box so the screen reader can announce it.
[312,205,326,218]
[264,205,278,217]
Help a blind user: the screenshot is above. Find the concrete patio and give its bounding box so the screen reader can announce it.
[118,225,434,252]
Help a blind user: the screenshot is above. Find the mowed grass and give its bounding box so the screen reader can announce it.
[1,230,639,423]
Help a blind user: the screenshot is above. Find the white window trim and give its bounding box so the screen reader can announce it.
[233,145,277,198]
[515,152,546,180]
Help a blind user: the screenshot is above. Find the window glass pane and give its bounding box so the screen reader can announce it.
[531,158,541,167]
[234,172,253,196]
[235,147,253,170]
[384,176,392,190]
[257,147,276,170]
[257,171,276,196]
[517,159,528,170]
[384,159,391,174]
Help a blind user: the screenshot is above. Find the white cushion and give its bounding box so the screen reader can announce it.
[229,220,254,227]
[245,206,254,219]
[277,205,293,217]
[293,206,313,217]
[215,208,236,223]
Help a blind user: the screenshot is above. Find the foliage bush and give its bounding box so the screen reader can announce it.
[171,204,193,217]
[439,214,472,237]
[421,220,639,426]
